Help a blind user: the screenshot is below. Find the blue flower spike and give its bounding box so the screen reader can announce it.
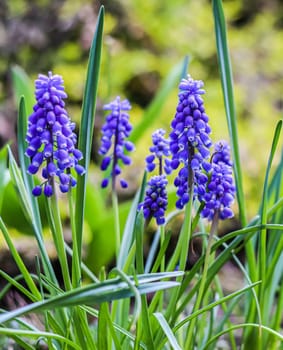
[200,141,236,221]
[140,129,172,225]
[26,72,85,197]
[99,96,134,189]
[170,75,213,209]
[140,175,168,226]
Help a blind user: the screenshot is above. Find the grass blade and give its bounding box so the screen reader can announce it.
[212,0,246,226]
[0,147,9,212]
[0,328,80,350]
[154,312,182,350]
[129,56,189,144]
[75,6,104,261]
[202,323,283,350]
[11,65,35,116]
[259,120,282,290]
[0,216,41,300]
[0,273,180,324]
[117,172,147,269]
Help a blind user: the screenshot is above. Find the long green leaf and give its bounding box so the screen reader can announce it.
[129,56,189,144]
[173,224,283,320]
[0,272,181,324]
[0,270,36,302]
[0,328,80,350]
[212,0,246,226]
[75,6,104,261]
[11,65,35,116]
[7,146,34,223]
[0,216,41,300]
[154,312,182,350]
[258,121,282,295]
[0,147,9,211]
[117,172,147,269]
[202,323,283,350]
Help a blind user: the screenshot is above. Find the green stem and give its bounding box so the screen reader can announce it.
[158,225,165,311]
[213,276,237,350]
[112,190,120,262]
[0,217,41,300]
[185,212,219,350]
[68,189,81,288]
[270,282,283,350]
[151,169,194,347]
[48,190,72,291]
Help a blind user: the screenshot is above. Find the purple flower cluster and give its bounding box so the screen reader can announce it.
[140,129,172,225]
[25,72,85,197]
[99,96,134,189]
[145,129,172,174]
[169,75,212,209]
[140,175,168,225]
[199,141,235,220]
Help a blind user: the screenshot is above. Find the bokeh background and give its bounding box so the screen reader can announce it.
[0,0,283,273]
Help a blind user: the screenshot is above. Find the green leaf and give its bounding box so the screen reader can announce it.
[212,0,246,226]
[0,216,41,300]
[75,6,104,261]
[7,146,34,223]
[7,142,56,284]
[258,121,282,290]
[154,312,182,350]
[175,282,261,333]
[0,146,10,212]
[202,323,283,350]
[117,172,147,269]
[11,65,35,116]
[0,271,36,302]
[129,56,189,144]
[0,328,80,350]
[256,120,283,342]
[0,272,182,324]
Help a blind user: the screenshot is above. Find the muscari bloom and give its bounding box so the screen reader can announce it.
[140,175,168,225]
[145,129,172,174]
[199,141,235,220]
[25,72,85,197]
[99,96,134,189]
[140,129,171,225]
[169,75,213,209]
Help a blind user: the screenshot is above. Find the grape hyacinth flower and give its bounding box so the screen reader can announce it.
[200,141,236,220]
[25,72,85,197]
[99,96,134,189]
[140,175,168,225]
[145,129,172,175]
[141,129,171,225]
[169,75,213,209]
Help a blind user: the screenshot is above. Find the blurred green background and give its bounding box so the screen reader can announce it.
[0,0,283,271]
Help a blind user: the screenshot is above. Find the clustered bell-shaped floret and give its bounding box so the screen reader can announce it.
[99,96,135,189]
[200,141,235,220]
[26,72,85,197]
[140,175,168,225]
[170,75,212,209]
[145,129,172,174]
